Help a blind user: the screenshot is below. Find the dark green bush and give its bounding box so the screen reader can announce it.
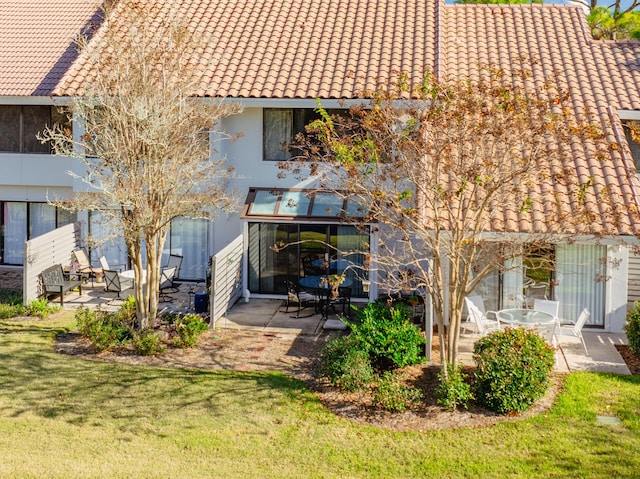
[133,329,166,356]
[372,370,423,412]
[75,307,133,352]
[173,314,208,348]
[0,288,22,305]
[435,363,473,410]
[625,301,640,355]
[473,327,555,414]
[348,301,426,370]
[318,335,374,392]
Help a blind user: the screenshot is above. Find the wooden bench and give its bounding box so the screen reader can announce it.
[40,264,82,306]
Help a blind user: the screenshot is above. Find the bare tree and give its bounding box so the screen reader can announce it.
[42,2,240,329]
[283,68,612,370]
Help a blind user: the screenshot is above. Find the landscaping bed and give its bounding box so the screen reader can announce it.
[54,328,563,431]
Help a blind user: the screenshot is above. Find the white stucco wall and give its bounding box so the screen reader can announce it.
[607,245,630,333]
[0,153,75,192]
[213,106,319,252]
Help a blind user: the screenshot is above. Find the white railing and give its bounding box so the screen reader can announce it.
[209,234,244,327]
[23,223,80,304]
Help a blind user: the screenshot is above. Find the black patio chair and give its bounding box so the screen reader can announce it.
[283,280,316,318]
[103,269,132,301]
[159,266,177,302]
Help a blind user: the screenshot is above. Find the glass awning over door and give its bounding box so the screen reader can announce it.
[241,188,367,221]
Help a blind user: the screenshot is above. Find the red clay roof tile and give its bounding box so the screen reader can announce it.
[0,0,103,96]
[4,0,640,235]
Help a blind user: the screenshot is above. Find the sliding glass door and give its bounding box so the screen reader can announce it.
[248,222,369,297]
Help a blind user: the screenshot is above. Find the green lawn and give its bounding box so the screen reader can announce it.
[0,313,639,478]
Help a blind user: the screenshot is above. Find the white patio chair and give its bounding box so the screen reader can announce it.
[556,308,590,355]
[533,299,559,321]
[464,296,500,336]
[525,283,548,308]
[99,256,110,271]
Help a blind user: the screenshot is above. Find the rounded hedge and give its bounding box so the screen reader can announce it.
[473,327,555,414]
[625,301,640,356]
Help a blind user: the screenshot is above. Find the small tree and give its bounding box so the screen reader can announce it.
[43,2,240,329]
[283,66,611,370]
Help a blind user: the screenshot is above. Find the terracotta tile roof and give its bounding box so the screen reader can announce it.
[42,0,640,235]
[0,0,103,96]
[442,4,640,235]
[56,0,439,98]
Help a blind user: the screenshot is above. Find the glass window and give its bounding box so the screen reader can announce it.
[248,222,369,297]
[23,106,51,153]
[250,190,280,215]
[278,191,311,216]
[168,217,209,280]
[263,108,345,161]
[263,109,293,161]
[555,244,605,327]
[0,106,20,152]
[0,106,68,154]
[89,211,128,271]
[57,208,76,227]
[29,203,56,238]
[3,202,27,264]
[311,193,344,217]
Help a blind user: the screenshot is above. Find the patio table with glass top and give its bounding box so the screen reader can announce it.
[299,276,354,318]
[496,308,556,327]
[299,275,353,293]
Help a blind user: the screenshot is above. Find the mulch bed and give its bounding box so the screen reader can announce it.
[616,345,640,375]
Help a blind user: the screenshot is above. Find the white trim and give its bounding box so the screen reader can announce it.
[204,98,363,109]
[618,110,640,120]
[0,96,57,105]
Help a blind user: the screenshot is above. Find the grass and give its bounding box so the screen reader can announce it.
[0,313,639,478]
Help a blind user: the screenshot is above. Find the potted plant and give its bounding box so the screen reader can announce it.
[322,274,346,299]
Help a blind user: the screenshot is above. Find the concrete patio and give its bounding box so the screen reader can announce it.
[219,298,631,375]
[54,283,631,375]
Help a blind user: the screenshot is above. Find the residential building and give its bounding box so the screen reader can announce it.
[2,0,640,332]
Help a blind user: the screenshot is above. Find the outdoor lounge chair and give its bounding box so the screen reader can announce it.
[72,248,102,285]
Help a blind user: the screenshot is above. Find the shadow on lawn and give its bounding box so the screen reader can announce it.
[0,321,309,429]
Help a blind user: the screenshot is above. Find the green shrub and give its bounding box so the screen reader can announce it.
[372,370,423,412]
[26,298,58,319]
[625,301,640,355]
[133,329,166,356]
[348,301,426,370]
[75,307,133,352]
[435,363,473,410]
[114,296,136,322]
[473,327,555,414]
[173,314,208,348]
[318,335,374,392]
[0,303,25,319]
